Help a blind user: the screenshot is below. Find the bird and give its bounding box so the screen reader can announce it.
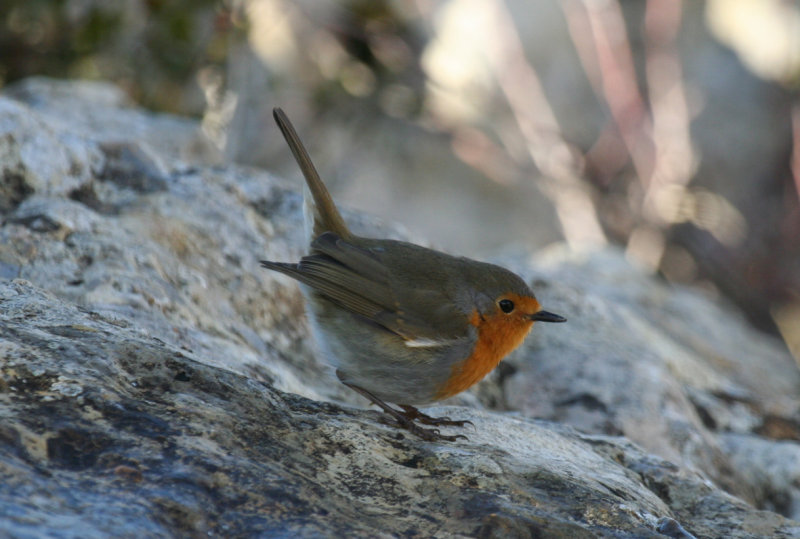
[261,108,566,441]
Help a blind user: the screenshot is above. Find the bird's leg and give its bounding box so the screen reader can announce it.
[338,377,466,442]
[397,404,474,428]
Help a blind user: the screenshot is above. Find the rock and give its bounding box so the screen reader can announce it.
[1,280,794,538]
[497,247,800,506]
[720,433,800,518]
[2,76,216,166]
[1,78,799,537]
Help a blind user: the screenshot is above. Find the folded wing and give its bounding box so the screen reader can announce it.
[261,232,472,346]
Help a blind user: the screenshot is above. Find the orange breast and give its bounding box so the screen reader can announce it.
[435,295,538,400]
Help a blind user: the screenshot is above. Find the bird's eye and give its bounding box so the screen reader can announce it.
[498,299,515,313]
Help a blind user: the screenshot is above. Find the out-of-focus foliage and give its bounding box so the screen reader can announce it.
[0,0,243,114]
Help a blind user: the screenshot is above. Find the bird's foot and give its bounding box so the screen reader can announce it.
[398,404,474,429]
[380,414,468,442]
[339,378,469,441]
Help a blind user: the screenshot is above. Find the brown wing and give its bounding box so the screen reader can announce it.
[261,232,472,343]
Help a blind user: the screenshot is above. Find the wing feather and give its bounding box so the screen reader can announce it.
[260,260,385,320]
[261,233,474,345]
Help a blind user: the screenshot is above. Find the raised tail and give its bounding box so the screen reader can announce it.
[272,108,351,240]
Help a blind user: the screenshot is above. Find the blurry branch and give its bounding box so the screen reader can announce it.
[563,0,655,188]
[643,1,746,256]
[558,0,787,335]
[643,0,693,206]
[792,105,800,207]
[486,1,607,249]
[773,104,800,361]
[563,0,679,271]
[561,0,745,273]
[636,0,695,267]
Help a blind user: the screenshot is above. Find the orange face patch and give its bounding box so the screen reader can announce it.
[435,292,541,400]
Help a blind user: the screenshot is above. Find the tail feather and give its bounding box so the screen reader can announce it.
[260,260,297,271]
[272,108,351,240]
[260,260,302,280]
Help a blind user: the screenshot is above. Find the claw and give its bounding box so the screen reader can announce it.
[340,380,471,442]
[398,404,471,427]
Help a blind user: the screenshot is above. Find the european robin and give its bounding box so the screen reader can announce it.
[262,108,566,441]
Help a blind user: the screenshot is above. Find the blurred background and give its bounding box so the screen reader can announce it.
[1,0,799,359]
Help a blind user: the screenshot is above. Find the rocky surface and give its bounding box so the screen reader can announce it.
[1,78,799,537]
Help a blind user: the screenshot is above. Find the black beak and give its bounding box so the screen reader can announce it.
[530,310,567,323]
